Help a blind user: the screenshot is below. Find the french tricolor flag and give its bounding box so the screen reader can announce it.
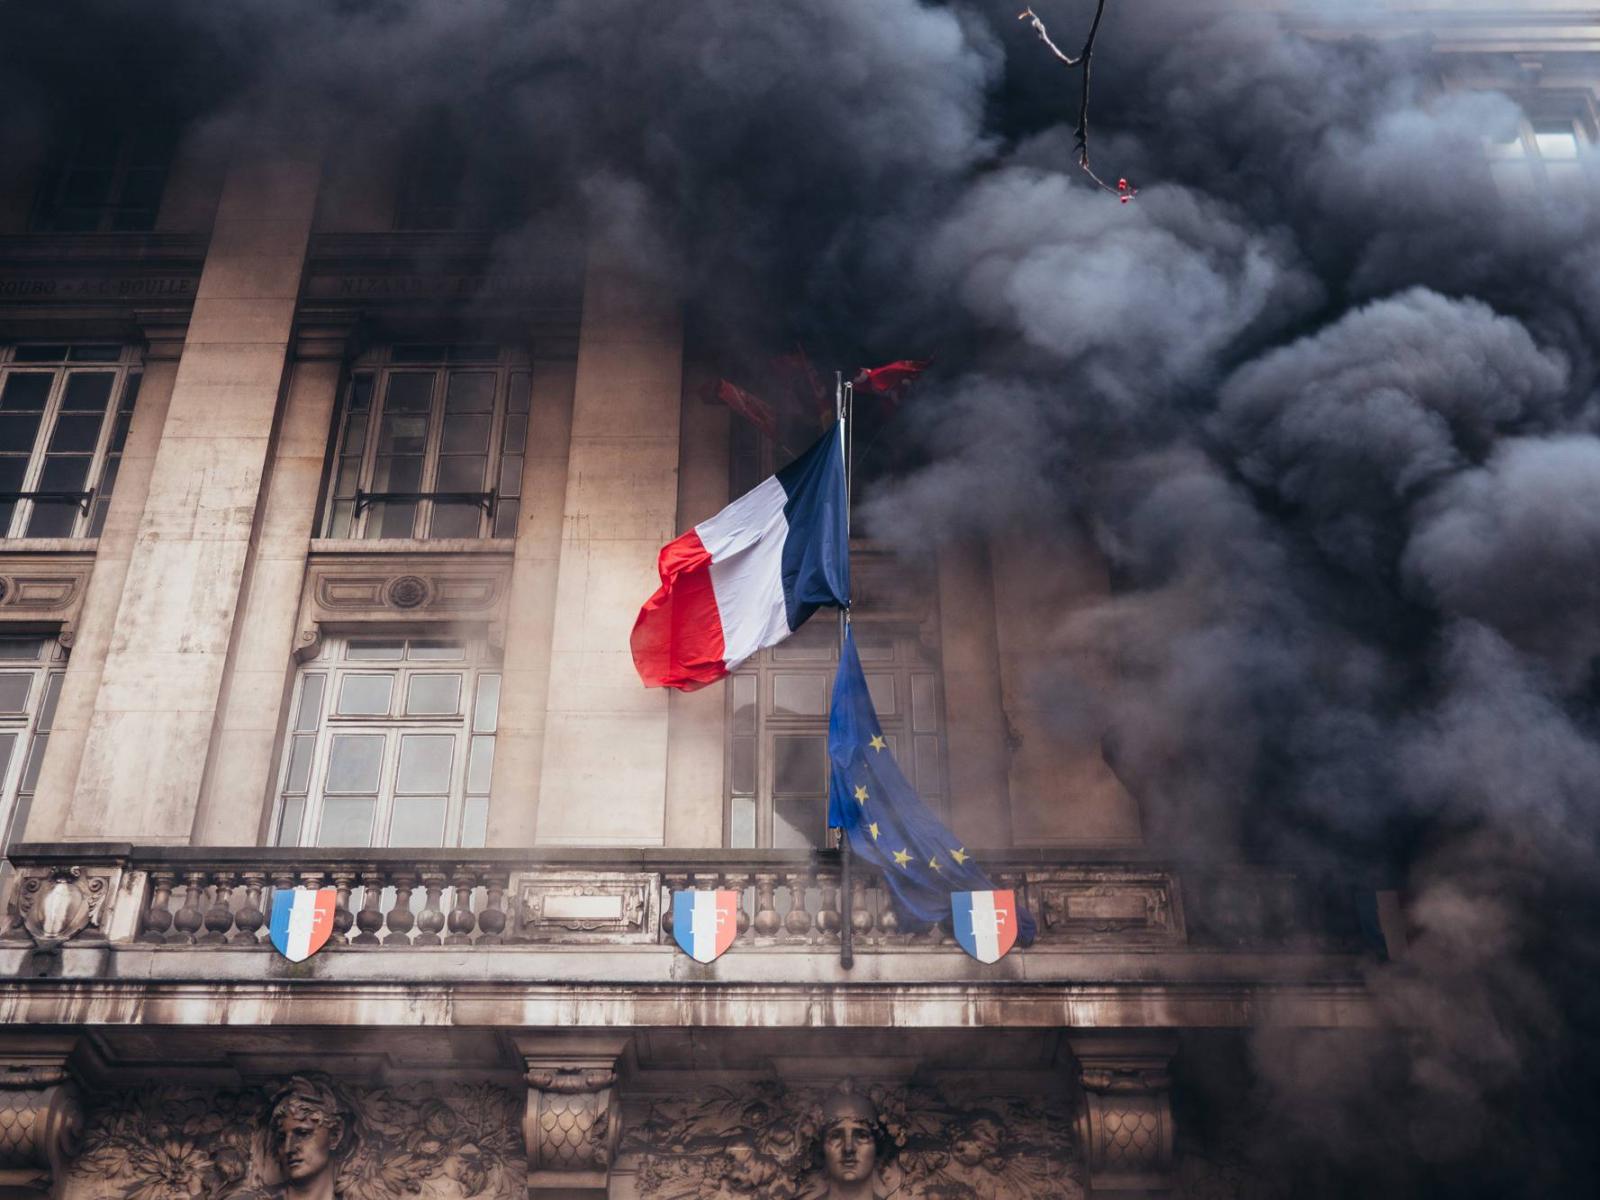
[632,429,849,690]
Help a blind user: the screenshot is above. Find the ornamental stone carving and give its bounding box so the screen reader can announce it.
[1068,1034,1178,1194]
[517,1037,627,1197]
[0,552,95,648]
[63,1077,522,1200]
[2,866,113,951]
[623,1078,1083,1199]
[0,1065,84,1197]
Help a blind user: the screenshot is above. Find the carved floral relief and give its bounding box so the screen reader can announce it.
[622,1080,1084,1199]
[63,1081,522,1200]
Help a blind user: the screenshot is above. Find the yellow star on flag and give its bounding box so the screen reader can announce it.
[854,784,869,804]
[869,822,881,841]
[950,847,969,865]
[869,734,887,752]
[892,848,912,869]
[928,855,942,872]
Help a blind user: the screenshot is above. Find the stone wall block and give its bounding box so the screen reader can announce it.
[1068,1034,1178,1195]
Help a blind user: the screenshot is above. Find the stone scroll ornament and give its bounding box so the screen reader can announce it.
[671,889,740,963]
[269,888,337,962]
[624,1080,1084,1199]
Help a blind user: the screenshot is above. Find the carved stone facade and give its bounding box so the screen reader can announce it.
[621,1079,1084,1199]
[0,1063,83,1198]
[60,1080,523,1200]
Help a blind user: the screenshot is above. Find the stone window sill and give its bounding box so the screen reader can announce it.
[309,538,514,557]
[0,538,99,555]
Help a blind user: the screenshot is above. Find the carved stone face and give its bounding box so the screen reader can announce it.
[951,1118,1000,1167]
[822,1115,876,1184]
[275,1114,336,1186]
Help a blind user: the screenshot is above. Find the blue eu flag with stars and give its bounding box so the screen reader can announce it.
[827,627,1036,942]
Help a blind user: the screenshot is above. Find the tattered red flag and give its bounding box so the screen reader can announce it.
[708,378,777,440]
[772,347,832,428]
[852,359,931,411]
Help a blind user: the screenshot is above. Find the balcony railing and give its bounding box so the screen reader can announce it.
[0,843,1374,956]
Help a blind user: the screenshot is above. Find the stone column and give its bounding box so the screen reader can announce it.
[535,262,683,845]
[190,319,354,844]
[19,321,181,843]
[990,529,1143,847]
[0,1047,83,1200]
[485,357,576,847]
[1068,1034,1178,1196]
[62,152,318,843]
[513,1034,629,1198]
[664,370,729,847]
[936,539,1013,844]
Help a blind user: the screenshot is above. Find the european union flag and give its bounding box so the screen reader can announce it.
[827,627,1036,941]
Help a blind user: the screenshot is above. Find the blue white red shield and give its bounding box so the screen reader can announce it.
[951,890,1019,964]
[672,890,740,963]
[269,887,337,962]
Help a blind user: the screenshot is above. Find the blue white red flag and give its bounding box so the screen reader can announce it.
[672,889,741,962]
[632,429,849,690]
[269,887,337,962]
[828,627,1036,945]
[951,890,1020,964]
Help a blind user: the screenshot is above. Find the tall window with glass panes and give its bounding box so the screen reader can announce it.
[0,637,66,857]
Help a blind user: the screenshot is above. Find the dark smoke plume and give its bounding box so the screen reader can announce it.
[8,1,1600,1194]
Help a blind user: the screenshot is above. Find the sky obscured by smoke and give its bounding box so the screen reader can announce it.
[8,1,1600,1193]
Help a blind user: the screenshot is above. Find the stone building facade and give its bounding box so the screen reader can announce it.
[0,5,1593,1198]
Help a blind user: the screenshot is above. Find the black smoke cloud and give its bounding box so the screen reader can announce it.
[9,1,1600,1194]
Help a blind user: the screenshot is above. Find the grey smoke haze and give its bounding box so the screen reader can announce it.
[9,1,1600,1194]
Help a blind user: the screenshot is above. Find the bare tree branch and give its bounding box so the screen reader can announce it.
[1019,3,1132,200]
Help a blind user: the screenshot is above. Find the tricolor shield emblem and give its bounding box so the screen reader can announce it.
[951,890,1019,964]
[269,887,337,962]
[672,890,740,963]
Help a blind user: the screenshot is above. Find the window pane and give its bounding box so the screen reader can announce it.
[731,735,755,795]
[445,372,495,414]
[911,674,938,734]
[1534,127,1580,160]
[0,673,32,712]
[37,671,63,726]
[317,796,376,846]
[295,674,326,731]
[373,499,418,539]
[347,640,405,661]
[473,673,500,732]
[0,638,43,661]
[773,795,821,849]
[60,373,113,412]
[436,453,488,490]
[0,732,16,790]
[325,734,384,791]
[0,413,44,452]
[731,674,756,734]
[275,797,305,847]
[12,347,67,364]
[730,795,756,848]
[19,733,49,792]
[1,375,52,412]
[336,674,393,716]
[384,372,435,412]
[396,733,453,792]
[467,735,494,793]
[914,735,943,796]
[429,500,482,538]
[46,413,101,453]
[773,674,827,716]
[772,734,825,795]
[388,795,448,846]
[285,734,314,793]
[508,372,531,413]
[492,498,520,538]
[498,454,523,497]
[68,345,119,363]
[442,414,492,455]
[501,413,528,454]
[406,673,461,715]
[460,796,489,848]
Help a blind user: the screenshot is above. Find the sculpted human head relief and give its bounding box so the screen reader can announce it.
[267,1075,353,1200]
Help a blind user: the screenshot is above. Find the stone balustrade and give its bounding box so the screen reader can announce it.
[0,843,1375,955]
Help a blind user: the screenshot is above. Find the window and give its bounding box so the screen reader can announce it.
[0,344,141,538]
[320,346,529,539]
[1488,116,1591,196]
[727,621,946,848]
[0,637,67,857]
[31,126,173,233]
[272,635,500,848]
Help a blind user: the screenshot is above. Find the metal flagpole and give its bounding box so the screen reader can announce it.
[836,370,855,970]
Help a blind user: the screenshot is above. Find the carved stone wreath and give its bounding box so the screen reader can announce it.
[385,575,430,609]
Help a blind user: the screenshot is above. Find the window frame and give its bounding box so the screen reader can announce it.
[1487,112,1594,194]
[30,125,173,233]
[724,621,948,850]
[0,637,68,858]
[319,346,530,540]
[270,634,501,849]
[0,344,142,539]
